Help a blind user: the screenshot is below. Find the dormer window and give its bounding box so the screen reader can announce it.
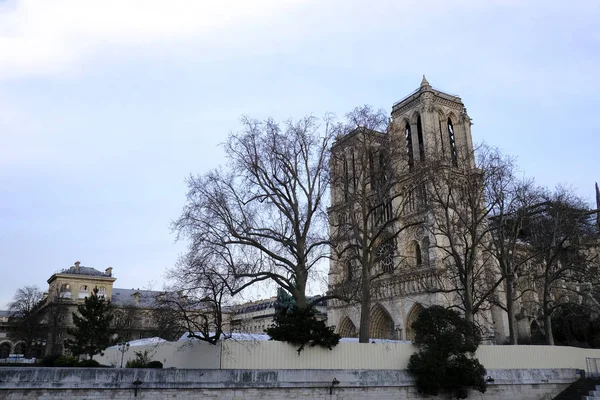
[78,285,89,299]
[59,284,72,299]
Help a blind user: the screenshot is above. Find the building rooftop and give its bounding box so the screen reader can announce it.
[53,261,113,279]
[59,266,109,276]
[110,288,163,308]
[233,296,328,315]
[391,75,462,114]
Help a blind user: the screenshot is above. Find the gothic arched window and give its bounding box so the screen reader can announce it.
[422,237,430,267]
[379,151,387,185]
[415,243,422,268]
[346,261,353,282]
[417,115,425,161]
[405,122,414,170]
[448,118,458,167]
[343,156,349,200]
[351,152,357,191]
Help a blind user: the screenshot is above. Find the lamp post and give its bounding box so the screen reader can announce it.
[118,342,130,368]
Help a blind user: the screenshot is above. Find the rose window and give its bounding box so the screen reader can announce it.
[377,241,395,273]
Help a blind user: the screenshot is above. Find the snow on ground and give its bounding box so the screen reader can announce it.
[178,332,411,344]
[107,337,167,348]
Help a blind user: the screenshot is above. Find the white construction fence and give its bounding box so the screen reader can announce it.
[96,338,600,372]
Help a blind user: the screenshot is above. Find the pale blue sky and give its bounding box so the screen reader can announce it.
[1,0,599,308]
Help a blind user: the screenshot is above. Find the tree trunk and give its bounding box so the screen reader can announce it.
[359,261,371,343]
[294,264,308,310]
[543,281,554,345]
[464,271,474,324]
[505,276,518,345]
[544,313,554,345]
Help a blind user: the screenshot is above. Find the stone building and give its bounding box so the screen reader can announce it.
[327,77,507,342]
[0,311,20,359]
[231,297,327,334]
[42,261,166,355]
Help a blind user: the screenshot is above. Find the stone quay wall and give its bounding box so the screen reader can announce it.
[0,367,581,400]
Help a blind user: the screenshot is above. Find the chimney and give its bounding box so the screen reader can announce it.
[74,261,81,273]
[105,267,113,276]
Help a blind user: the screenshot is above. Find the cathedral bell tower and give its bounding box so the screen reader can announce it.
[390,76,475,171]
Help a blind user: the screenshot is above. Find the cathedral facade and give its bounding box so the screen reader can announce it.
[327,77,508,342]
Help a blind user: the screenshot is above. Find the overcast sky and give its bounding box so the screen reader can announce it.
[1,0,598,308]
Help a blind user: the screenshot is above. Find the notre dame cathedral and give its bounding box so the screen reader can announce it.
[327,77,509,343]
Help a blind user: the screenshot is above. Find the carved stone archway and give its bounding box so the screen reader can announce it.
[13,341,26,356]
[405,303,424,341]
[337,316,357,338]
[369,304,394,339]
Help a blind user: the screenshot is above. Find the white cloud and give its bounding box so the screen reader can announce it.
[0,0,307,78]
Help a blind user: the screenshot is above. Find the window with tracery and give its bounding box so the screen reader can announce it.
[377,240,396,273]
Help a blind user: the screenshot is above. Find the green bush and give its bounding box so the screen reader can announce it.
[40,354,62,367]
[78,359,101,367]
[145,361,163,368]
[54,355,79,367]
[125,349,154,368]
[125,359,147,368]
[407,306,486,399]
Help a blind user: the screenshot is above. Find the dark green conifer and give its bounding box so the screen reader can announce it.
[407,305,486,399]
[67,287,114,359]
[265,288,340,353]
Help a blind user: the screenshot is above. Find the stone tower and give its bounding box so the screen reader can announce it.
[389,75,474,171]
[327,77,507,342]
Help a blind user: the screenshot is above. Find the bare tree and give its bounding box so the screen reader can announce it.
[174,115,337,312]
[111,306,142,342]
[43,287,70,355]
[149,306,188,342]
[421,144,510,328]
[524,187,599,345]
[7,285,45,358]
[486,173,544,344]
[158,249,237,344]
[329,106,423,342]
